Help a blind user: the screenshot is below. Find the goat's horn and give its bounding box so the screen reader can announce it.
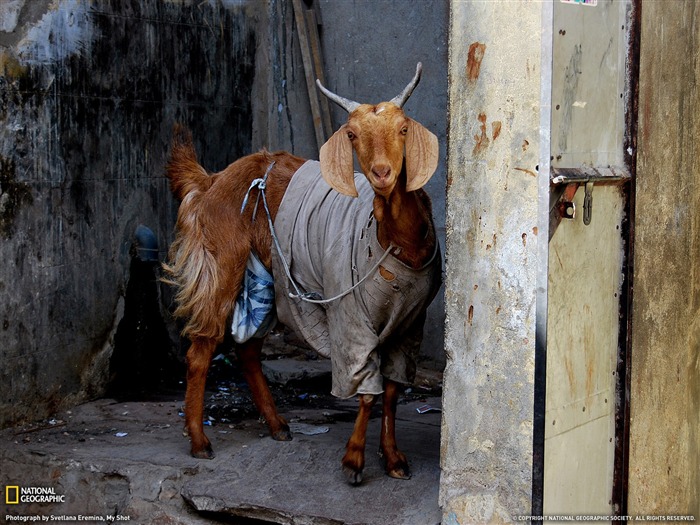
[316,80,361,113]
[390,62,423,108]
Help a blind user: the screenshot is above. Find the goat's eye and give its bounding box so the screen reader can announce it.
[400,126,408,135]
[347,131,355,140]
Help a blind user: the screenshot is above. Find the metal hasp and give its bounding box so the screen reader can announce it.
[583,182,594,225]
[549,166,631,240]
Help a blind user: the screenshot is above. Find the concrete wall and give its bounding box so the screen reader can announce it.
[629,0,700,517]
[0,0,267,426]
[441,1,542,522]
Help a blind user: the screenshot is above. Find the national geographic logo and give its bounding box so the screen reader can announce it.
[5,485,66,504]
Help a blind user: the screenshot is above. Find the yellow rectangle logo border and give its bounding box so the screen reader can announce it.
[6,485,20,504]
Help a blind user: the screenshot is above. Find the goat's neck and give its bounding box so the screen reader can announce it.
[372,173,436,270]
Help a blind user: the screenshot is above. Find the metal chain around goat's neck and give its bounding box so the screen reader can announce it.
[240,162,396,305]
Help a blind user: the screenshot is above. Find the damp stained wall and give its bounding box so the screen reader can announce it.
[629,0,700,517]
[0,0,272,426]
[441,1,541,522]
[0,0,447,428]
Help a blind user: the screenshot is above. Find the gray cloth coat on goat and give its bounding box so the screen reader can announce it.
[271,160,441,399]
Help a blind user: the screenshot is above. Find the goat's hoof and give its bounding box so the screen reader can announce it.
[272,427,293,441]
[387,465,412,480]
[191,444,215,460]
[343,465,363,486]
[379,448,411,480]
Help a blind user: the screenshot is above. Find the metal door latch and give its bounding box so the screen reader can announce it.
[549,166,631,240]
[583,182,593,225]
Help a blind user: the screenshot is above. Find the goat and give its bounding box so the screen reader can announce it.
[163,63,441,485]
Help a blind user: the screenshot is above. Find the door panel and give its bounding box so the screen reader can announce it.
[543,0,634,516]
[545,185,624,516]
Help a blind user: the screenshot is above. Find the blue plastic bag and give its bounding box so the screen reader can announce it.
[231,252,276,343]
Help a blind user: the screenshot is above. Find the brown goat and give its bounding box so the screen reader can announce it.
[164,63,440,484]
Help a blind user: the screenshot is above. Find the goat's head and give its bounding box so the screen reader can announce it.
[317,63,439,199]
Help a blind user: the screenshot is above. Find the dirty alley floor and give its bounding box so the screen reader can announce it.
[0,338,443,525]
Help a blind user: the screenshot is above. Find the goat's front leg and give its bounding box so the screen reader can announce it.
[342,393,377,485]
[380,378,411,479]
[236,338,291,441]
[185,337,217,459]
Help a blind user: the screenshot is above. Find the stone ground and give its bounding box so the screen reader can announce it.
[0,335,443,525]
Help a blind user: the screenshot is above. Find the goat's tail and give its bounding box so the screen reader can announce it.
[166,124,213,201]
[162,125,226,341]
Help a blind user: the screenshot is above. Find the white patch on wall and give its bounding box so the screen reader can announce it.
[560,0,598,5]
[0,0,24,33]
[17,0,98,65]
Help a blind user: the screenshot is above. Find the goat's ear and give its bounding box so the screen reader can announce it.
[319,125,358,197]
[405,119,439,192]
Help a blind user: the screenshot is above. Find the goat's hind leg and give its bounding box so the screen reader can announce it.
[236,338,291,441]
[380,378,411,479]
[185,337,217,459]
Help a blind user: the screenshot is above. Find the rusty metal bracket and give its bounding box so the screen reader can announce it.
[549,182,579,241]
[549,166,632,240]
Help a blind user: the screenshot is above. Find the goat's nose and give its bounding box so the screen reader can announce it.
[371,164,391,181]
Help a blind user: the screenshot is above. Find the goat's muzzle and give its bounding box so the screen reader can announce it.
[369,164,395,196]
